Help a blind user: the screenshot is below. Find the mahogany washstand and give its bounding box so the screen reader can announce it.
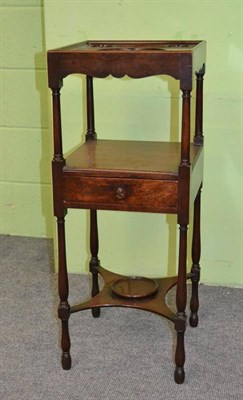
[47,40,206,384]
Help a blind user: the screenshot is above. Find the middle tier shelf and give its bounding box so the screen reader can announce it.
[64,139,203,179]
[61,140,203,213]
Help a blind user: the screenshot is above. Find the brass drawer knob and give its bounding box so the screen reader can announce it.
[115,187,126,200]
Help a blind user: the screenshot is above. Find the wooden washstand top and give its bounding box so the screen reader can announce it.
[47,40,206,88]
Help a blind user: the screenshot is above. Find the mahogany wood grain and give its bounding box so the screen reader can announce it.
[63,176,178,213]
[47,40,206,89]
[47,40,206,384]
[71,267,179,322]
[63,140,202,180]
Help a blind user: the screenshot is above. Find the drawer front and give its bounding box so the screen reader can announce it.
[63,176,178,213]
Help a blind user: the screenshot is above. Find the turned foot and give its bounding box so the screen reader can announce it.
[174,366,185,384]
[62,352,71,370]
[91,271,100,318]
[190,273,200,328]
[189,312,198,327]
[91,307,100,318]
[59,309,71,370]
[174,315,186,384]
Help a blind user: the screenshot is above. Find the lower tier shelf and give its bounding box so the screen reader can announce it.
[70,267,193,323]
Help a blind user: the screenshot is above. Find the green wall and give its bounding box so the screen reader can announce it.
[0,0,53,237]
[1,0,242,287]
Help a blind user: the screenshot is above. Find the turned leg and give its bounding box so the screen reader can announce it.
[174,88,191,383]
[90,210,100,318]
[84,76,100,316]
[174,224,188,384]
[189,187,202,327]
[57,217,71,369]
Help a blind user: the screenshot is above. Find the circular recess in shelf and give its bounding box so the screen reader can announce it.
[111,276,158,299]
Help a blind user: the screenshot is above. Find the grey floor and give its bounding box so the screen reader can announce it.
[0,235,243,400]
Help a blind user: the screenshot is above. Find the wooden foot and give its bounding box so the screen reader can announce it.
[91,307,101,318]
[59,309,71,369]
[91,269,100,317]
[174,366,185,384]
[189,312,198,328]
[62,352,72,370]
[189,267,199,327]
[174,317,186,384]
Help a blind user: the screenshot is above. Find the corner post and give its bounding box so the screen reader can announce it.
[51,86,71,369]
[85,75,100,317]
[189,185,202,327]
[175,88,191,384]
[193,65,205,145]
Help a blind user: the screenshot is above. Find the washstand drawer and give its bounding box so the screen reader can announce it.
[63,176,178,213]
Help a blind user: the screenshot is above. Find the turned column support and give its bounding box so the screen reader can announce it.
[51,87,64,161]
[194,65,205,145]
[180,90,191,167]
[86,75,97,140]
